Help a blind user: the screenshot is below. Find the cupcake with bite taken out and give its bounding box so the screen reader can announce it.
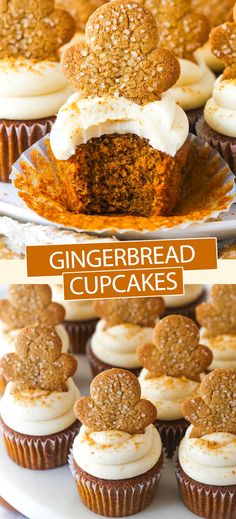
[163,284,206,322]
[0,324,80,470]
[70,368,163,517]
[137,314,212,457]
[176,368,236,519]
[86,297,165,377]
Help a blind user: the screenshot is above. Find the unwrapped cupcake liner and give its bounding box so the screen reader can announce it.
[176,462,236,519]
[0,118,55,183]
[64,318,98,354]
[196,118,236,176]
[10,133,236,237]
[69,453,163,517]
[155,419,189,458]
[186,107,204,135]
[0,417,81,470]
[86,339,141,378]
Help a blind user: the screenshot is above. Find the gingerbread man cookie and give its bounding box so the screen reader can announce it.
[74,368,157,434]
[0,284,65,331]
[93,297,165,328]
[61,0,180,105]
[137,315,212,382]
[196,284,236,337]
[210,7,236,79]
[0,0,75,60]
[0,324,77,391]
[183,368,236,437]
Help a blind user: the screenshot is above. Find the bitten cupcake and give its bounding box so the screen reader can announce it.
[196,7,236,175]
[49,0,190,218]
[151,0,215,132]
[51,284,98,353]
[196,284,236,371]
[0,0,75,182]
[163,284,206,322]
[176,368,236,519]
[0,284,70,396]
[136,315,212,457]
[0,324,80,470]
[70,368,163,517]
[86,297,165,377]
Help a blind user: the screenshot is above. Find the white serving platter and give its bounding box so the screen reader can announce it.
[0,355,196,519]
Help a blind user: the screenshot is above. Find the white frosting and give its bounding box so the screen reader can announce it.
[51,285,96,321]
[0,321,70,357]
[204,75,236,137]
[170,52,215,111]
[50,92,189,160]
[198,41,224,72]
[200,327,236,370]
[0,59,74,120]
[139,369,200,420]
[91,319,154,368]
[0,378,80,435]
[179,425,236,486]
[163,285,204,308]
[72,424,161,479]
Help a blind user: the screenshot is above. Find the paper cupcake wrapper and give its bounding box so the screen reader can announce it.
[0,418,81,470]
[64,318,98,354]
[86,339,141,378]
[11,133,236,237]
[69,453,163,517]
[176,462,236,519]
[155,419,189,459]
[196,118,236,175]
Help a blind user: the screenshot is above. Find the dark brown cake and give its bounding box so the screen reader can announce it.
[86,339,141,377]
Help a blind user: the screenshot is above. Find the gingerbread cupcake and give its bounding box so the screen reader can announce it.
[0,0,75,182]
[70,368,163,516]
[176,368,236,519]
[51,284,98,353]
[196,7,236,175]
[86,297,165,377]
[196,285,236,371]
[0,324,80,469]
[0,284,70,395]
[49,0,190,218]
[137,315,212,457]
[163,284,206,322]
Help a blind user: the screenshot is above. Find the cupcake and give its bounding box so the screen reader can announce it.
[49,0,190,218]
[163,284,206,322]
[196,8,236,175]
[0,324,80,470]
[86,297,165,377]
[136,314,212,457]
[70,368,163,517]
[0,284,70,396]
[196,284,236,371]
[176,368,236,519]
[219,243,236,258]
[0,0,75,182]
[51,284,98,353]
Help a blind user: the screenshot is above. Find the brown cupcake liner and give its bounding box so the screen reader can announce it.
[196,118,236,176]
[64,318,98,354]
[155,418,189,458]
[0,117,55,183]
[69,453,163,517]
[163,289,207,324]
[0,417,81,470]
[187,108,204,135]
[86,339,141,378]
[176,461,236,519]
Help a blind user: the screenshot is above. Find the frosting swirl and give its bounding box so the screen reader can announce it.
[197,41,224,72]
[179,425,236,485]
[200,327,236,370]
[204,76,236,137]
[139,369,200,420]
[0,378,80,435]
[51,284,96,321]
[72,424,161,479]
[163,285,204,308]
[50,92,189,160]
[91,319,153,368]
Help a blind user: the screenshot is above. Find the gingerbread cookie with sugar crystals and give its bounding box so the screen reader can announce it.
[93,297,165,328]
[210,6,236,79]
[74,368,157,434]
[137,314,212,381]
[196,284,236,337]
[61,0,180,105]
[0,284,65,330]
[0,324,77,391]
[183,368,236,437]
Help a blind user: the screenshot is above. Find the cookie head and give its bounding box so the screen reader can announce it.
[62,0,180,104]
[210,12,236,79]
[74,368,157,434]
[93,297,165,327]
[137,314,212,381]
[196,284,236,336]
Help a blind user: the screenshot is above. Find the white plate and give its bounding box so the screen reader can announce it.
[0,356,195,519]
